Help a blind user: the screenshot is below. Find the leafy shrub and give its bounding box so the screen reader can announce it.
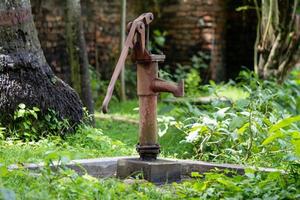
[172,169,300,199]
[185,69,202,96]
[170,69,300,168]
[149,29,168,54]
[1,104,72,141]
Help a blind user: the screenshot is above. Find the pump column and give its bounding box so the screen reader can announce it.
[136,54,165,160]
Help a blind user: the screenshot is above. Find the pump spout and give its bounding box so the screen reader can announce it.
[151,78,184,97]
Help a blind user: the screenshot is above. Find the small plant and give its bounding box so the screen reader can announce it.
[149,29,168,54]
[10,104,41,140]
[0,126,5,140]
[185,69,202,96]
[3,104,71,141]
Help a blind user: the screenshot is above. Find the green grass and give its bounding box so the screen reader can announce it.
[0,126,135,165]
[105,100,139,119]
[216,85,249,101]
[95,118,138,148]
[0,102,191,166]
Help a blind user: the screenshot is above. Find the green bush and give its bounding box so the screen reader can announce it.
[174,69,300,168]
[0,104,71,141]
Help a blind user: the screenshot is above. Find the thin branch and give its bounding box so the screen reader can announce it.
[263,33,282,78]
[245,103,253,161]
[277,34,300,82]
[261,0,273,49]
[287,0,298,32]
[254,0,261,74]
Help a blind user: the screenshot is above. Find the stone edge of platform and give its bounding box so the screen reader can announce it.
[5,156,284,178]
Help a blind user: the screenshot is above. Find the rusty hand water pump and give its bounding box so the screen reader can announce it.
[102,13,184,160]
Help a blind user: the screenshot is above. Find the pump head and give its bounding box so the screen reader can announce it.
[101,13,154,113]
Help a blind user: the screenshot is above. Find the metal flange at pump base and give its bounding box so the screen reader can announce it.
[101,12,184,160]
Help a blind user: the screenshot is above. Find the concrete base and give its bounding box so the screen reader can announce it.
[117,158,181,184]
[8,157,132,178]
[7,156,283,184]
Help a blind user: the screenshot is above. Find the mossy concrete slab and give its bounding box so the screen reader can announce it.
[8,156,283,183]
[117,158,181,184]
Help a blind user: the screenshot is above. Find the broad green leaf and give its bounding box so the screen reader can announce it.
[291,132,300,157]
[262,131,284,145]
[191,172,202,178]
[44,151,59,161]
[192,182,205,192]
[292,131,300,139]
[217,178,241,191]
[263,117,272,127]
[0,166,8,177]
[236,99,250,109]
[229,116,248,131]
[189,123,202,131]
[33,107,40,112]
[269,115,300,133]
[30,110,38,119]
[17,109,25,118]
[292,139,300,157]
[216,107,230,119]
[237,122,249,134]
[18,103,26,109]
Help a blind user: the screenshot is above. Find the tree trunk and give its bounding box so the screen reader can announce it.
[65,0,94,117]
[0,0,83,125]
[254,0,300,82]
[120,0,127,101]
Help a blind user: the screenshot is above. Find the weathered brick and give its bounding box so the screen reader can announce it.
[30,0,256,82]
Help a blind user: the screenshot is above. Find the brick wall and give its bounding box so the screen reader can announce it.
[31,0,124,82]
[157,0,226,81]
[30,0,256,82]
[31,0,67,79]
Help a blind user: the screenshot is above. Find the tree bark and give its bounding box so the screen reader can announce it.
[0,0,83,125]
[255,0,300,81]
[65,0,94,117]
[120,0,127,101]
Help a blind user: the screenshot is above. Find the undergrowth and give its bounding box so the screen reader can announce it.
[1,163,299,199]
[0,69,299,199]
[172,69,300,169]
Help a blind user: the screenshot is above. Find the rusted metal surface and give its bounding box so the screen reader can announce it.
[152,79,184,97]
[136,60,160,160]
[138,96,157,145]
[0,8,31,26]
[102,12,184,160]
[102,13,154,113]
[137,60,158,96]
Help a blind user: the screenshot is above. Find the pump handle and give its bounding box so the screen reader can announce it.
[102,13,154,113]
